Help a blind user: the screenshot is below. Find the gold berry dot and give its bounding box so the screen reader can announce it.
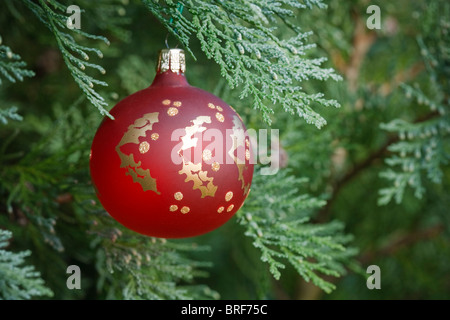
[167,107,178,116]
[139,141,150,154]
[162,99,171,105]
[216,105,223,112]
[151,133,159,140]
[173,101,182,107]
[181,206,190,214]
[245,149,251,161]
[202,149,212,162]
[225,191,233,202]
[208,103,216,109]
[227,204,235,212]
[169,205,178,212]
[212,162,220,172]
[174,192,183,200]
[216,112,224,122]
[245,139,250,148]
[217,206,224,213]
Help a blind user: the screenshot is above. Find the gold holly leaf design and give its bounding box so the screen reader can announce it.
[115,112,160,194]
[178,116,217,198]
[179,159,217,198]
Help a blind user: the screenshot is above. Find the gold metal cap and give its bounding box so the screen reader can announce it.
[156,48,186,74]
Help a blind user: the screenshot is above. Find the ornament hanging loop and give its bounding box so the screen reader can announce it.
[164,2,184,49]
[164,33,181,49]
[164,33,170,49]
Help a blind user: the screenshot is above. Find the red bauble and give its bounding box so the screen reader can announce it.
[90,49,253,238]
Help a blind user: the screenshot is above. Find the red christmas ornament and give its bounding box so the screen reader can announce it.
[90,49,254,238]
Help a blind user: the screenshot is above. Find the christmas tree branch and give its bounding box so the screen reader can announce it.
[0,106,23,125]
[22,0,112,119]
[75,0,132,42]
[378,2,449,205]
[318,110,442,222]
[0,229,53,299]
[0,96,91,252]
[0,35,35,85]
[0,35,34,125]
[88,209,218,300]
[379,106,448,204]
[142,0,342,127]
[238,169,356,293]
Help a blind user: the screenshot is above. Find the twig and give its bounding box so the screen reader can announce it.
[317,110,440,222]
[360,224,444,264]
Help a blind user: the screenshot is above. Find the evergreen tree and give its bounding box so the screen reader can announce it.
[0,0,448,300]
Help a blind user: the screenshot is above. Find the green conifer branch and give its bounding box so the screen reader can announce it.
[378,2,449,205]
[0,36,34,125]
[378,110,449,205]
[0,229,53,299]
[76,0,132,42]
[22,0,112,119]
[237,170,356,293]
[0,106,23,125]
[0,97,90,252]
[89,210,218,300]
[0,36,35,85]
[142,0,341,127]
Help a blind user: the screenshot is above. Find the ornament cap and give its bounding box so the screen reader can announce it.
[157,48,186,74]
